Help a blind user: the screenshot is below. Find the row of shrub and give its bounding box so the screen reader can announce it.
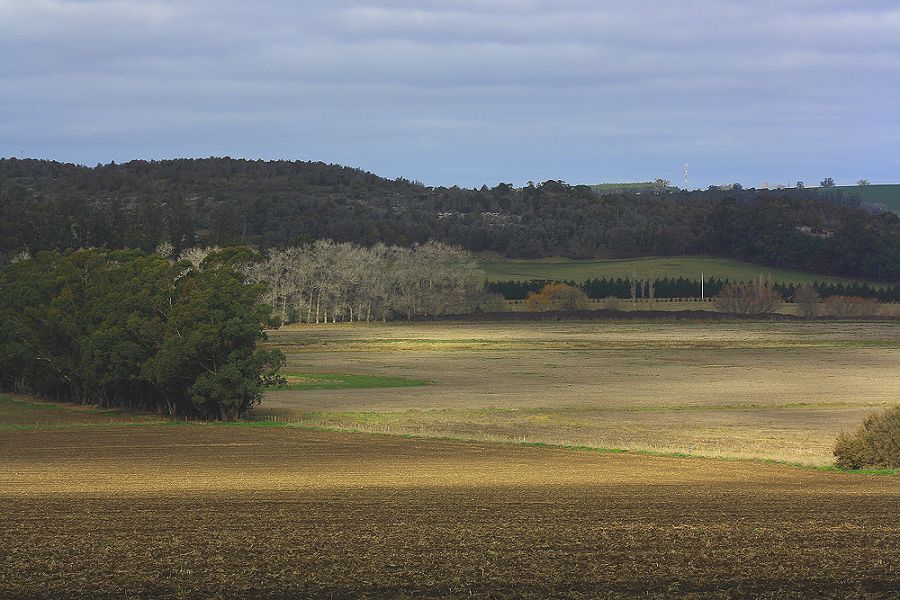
[513,281,884,319]
[486,277,900,302]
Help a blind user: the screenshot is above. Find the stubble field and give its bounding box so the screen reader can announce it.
[260,321,900,465]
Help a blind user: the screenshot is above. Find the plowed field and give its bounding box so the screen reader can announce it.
[2,424,898,598]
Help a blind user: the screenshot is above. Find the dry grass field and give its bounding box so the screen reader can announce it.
[2,422,899,598]
[259,321,900,466]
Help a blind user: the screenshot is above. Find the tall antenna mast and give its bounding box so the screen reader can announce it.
[684,163,689,190]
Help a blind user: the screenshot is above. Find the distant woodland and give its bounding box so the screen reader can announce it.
[2,157,898,280]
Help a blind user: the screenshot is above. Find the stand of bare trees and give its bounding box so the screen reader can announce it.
[242,241,482,323]
[824,296,881,319]
[794,284,822,320]
[714,278,783,315]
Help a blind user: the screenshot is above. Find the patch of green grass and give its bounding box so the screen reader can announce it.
[0,395,164,430]
[477,255,871,285]
[0,395,70,411]
[815,184,900,213]
[276,372,432,391]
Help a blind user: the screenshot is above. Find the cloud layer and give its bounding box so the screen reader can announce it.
[2,0,898,187]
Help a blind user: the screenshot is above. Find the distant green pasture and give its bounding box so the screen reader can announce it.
[815,184,900,213]
[478,255,864,285]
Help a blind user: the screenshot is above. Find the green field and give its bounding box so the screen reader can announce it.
[815,184,900,212]
[478,255,864,285]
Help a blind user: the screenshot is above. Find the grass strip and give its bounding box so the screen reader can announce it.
[275,372,432,390]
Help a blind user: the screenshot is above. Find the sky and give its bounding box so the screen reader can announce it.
[1,0,898,189]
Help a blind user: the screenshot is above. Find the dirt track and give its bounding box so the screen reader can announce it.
[2,425,898,598]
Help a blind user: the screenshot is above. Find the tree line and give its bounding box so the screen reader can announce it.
[0,248,284,420]
[2,157,898,281]
[486,277,900,302]
[237,240,483,323]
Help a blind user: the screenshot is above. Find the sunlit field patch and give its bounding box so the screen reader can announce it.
[262,321,900,465]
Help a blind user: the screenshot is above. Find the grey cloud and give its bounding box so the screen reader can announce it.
[1,0,897,187]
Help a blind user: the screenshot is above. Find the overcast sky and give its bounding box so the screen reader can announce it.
[1,1,898,188]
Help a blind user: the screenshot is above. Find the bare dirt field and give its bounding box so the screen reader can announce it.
[2,424,898,598]
[259,321,900,465]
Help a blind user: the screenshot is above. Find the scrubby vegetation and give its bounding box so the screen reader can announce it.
[524,283,589,312]
[487,275,900,304]
[824,295,881,319]
[714,279,783,315]
[834,406,900,470]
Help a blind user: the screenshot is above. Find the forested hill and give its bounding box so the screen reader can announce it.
[2,157,899,280]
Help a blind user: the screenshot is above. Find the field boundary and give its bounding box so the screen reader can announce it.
[228,419,900,476]
[4,393,898,476]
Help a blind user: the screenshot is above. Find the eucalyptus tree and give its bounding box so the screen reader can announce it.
[0,248,283,420]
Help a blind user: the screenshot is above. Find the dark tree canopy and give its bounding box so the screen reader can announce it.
[0,248,284,420]
[1,157,897,281]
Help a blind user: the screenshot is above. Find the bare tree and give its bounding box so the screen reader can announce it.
[825,296,880,319]
[238,240,483,324]
[794,284,821,320]
[154,241,175,259]
[9,249,31,264]
[178,246,219,269]
[715,278,783,315]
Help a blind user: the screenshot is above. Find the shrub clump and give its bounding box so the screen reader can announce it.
[834,405,900,469]
[824,295,881,319]
[714,279,782,315]
[525,283,589,312]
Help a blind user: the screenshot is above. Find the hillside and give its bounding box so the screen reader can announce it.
[2,157,899,281]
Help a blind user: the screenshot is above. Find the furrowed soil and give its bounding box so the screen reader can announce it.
[2,424,898,599]
[260,321,900,465]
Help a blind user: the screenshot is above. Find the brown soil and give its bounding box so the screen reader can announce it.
[2,425,898,598]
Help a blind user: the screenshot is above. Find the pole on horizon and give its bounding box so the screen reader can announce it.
[701,271,704,300]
